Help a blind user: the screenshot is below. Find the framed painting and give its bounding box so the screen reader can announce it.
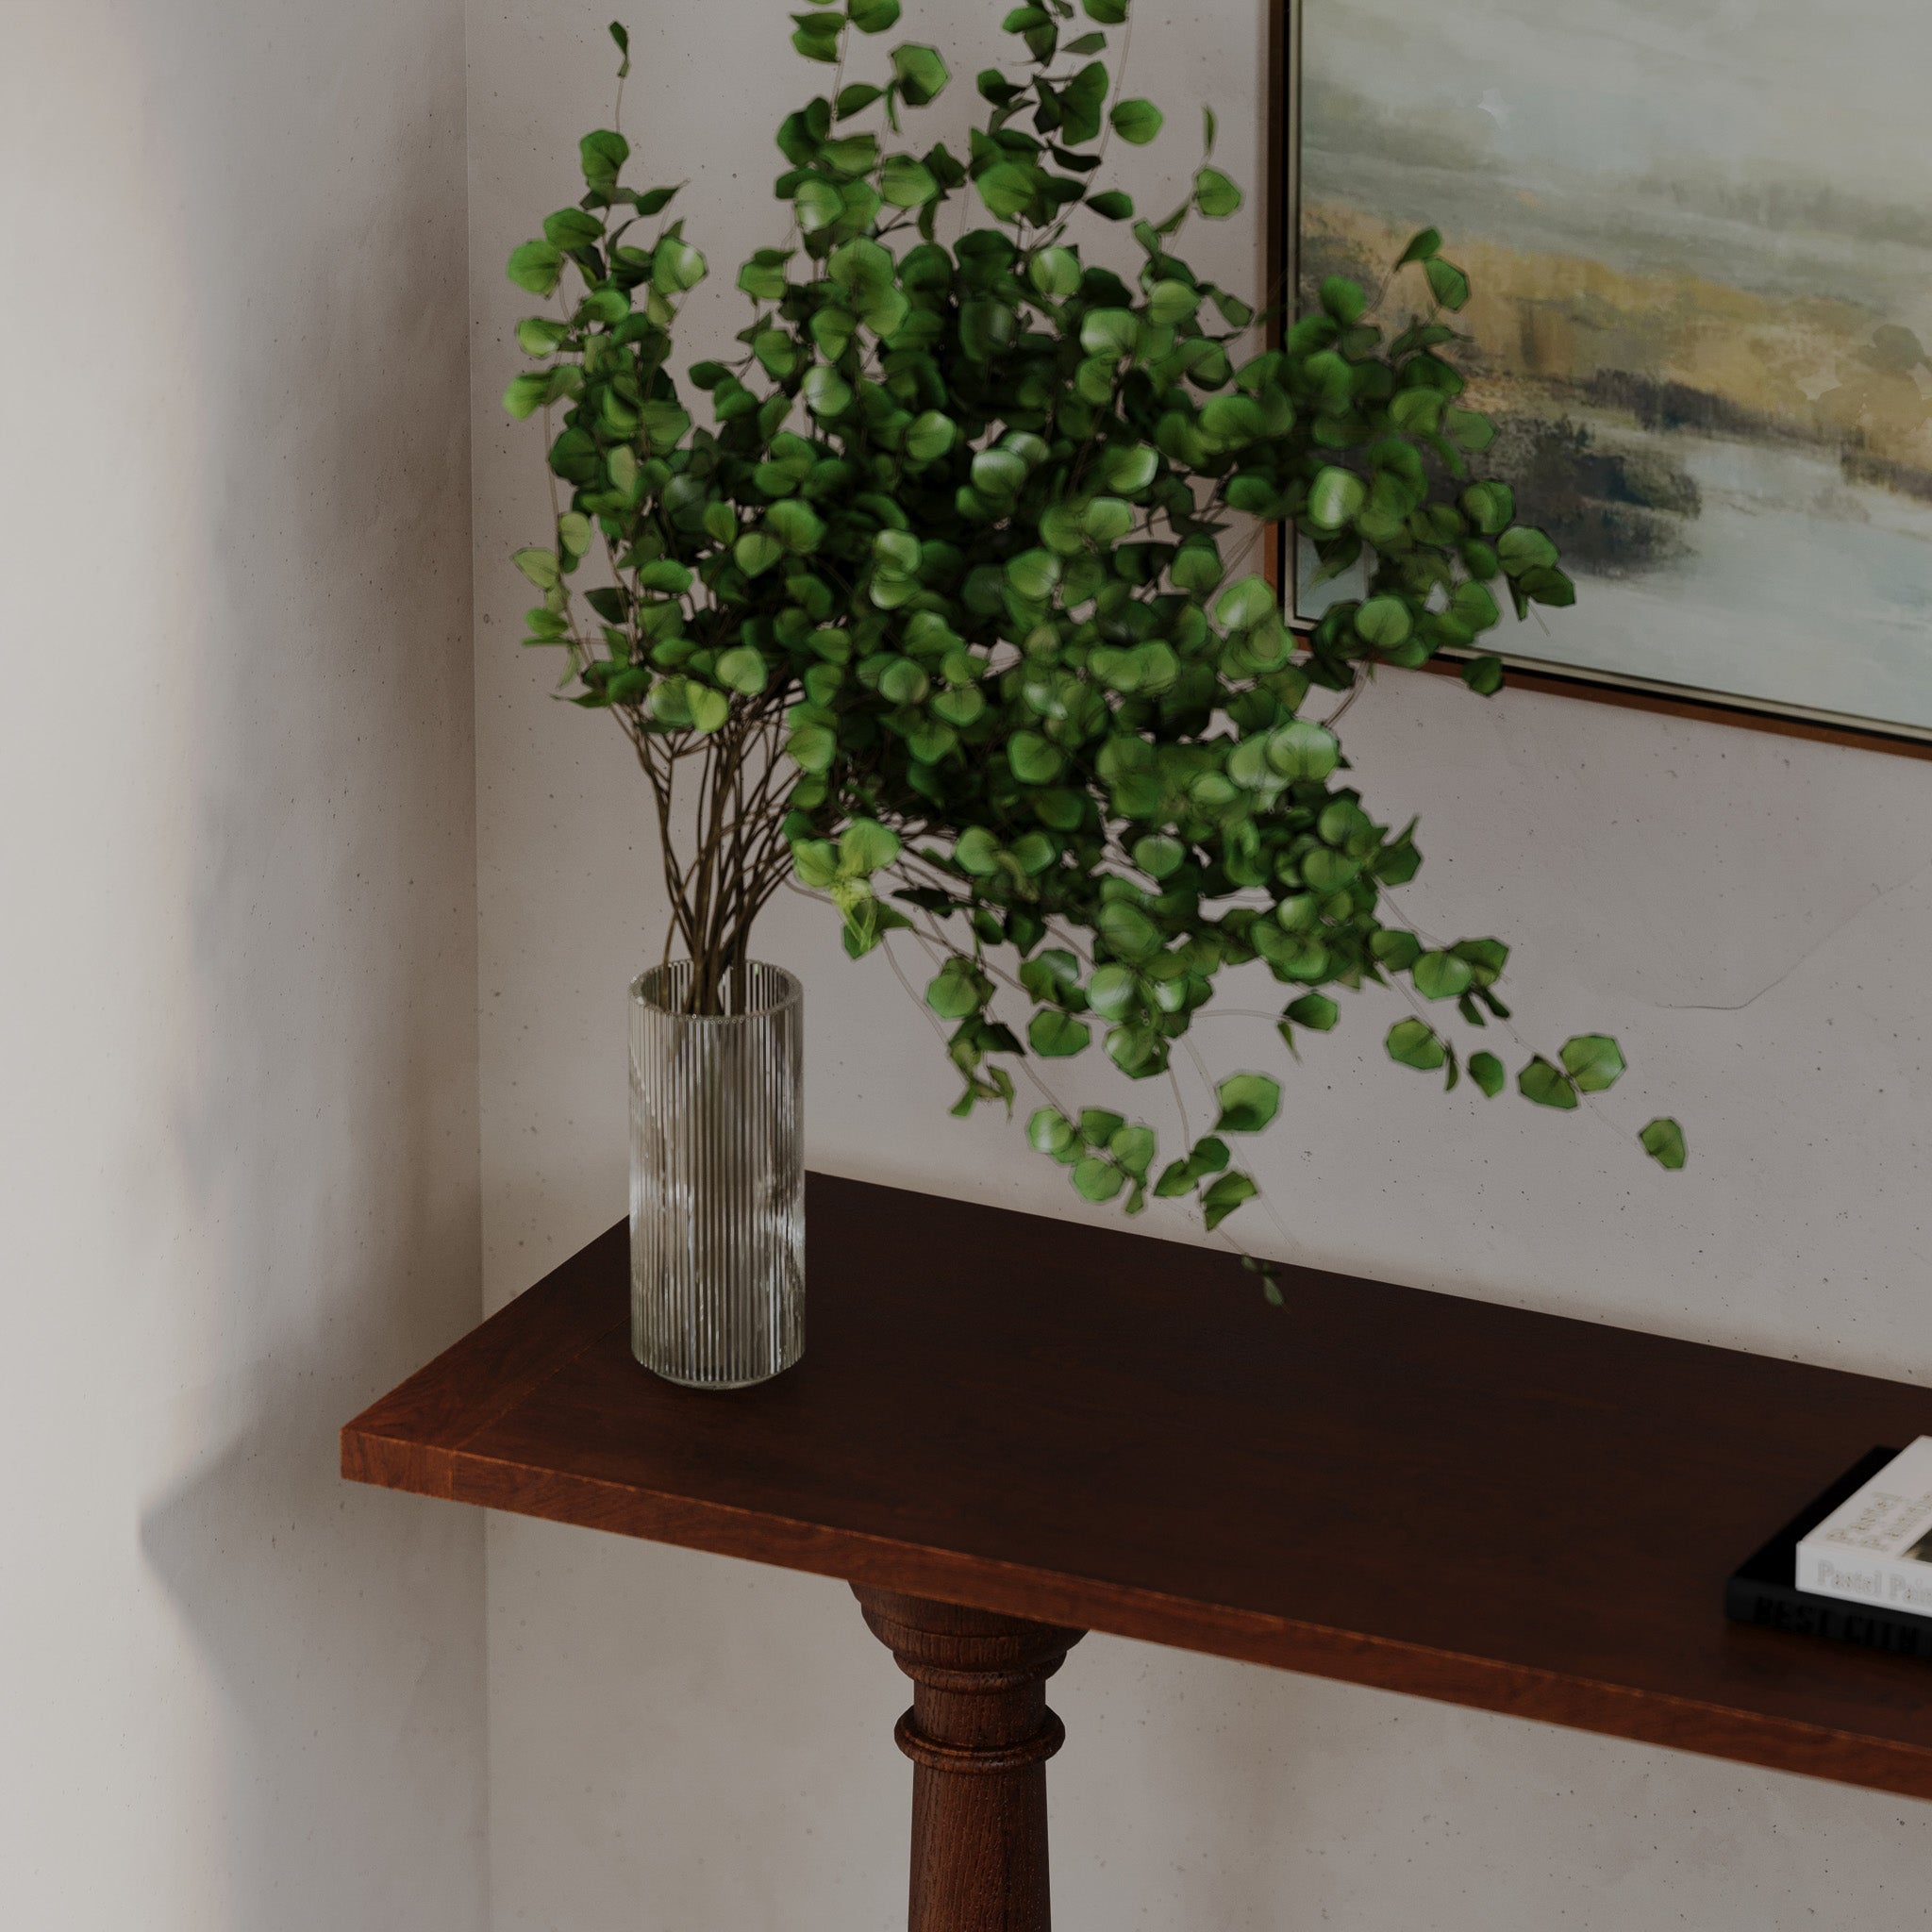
[1278,0,1932,749]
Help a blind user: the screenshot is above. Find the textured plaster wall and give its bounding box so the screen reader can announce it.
[0,3,489,1926]
[466,4,1932,1927]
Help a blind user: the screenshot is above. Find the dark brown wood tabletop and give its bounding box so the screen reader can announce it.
[342,1172,1932,1800]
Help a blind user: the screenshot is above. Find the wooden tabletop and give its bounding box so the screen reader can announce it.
[343,1172,1932,1800]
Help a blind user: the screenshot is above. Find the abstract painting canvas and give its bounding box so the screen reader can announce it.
[1293,0,1932,736]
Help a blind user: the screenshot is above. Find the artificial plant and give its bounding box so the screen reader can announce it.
[503,0,1684,1256]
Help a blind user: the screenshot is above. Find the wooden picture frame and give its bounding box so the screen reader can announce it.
[1266,0,1932,762]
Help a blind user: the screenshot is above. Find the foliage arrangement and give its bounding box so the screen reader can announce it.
[503,0,1684,1256]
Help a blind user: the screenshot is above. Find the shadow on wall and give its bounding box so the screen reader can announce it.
[141,1431,485,1929]
[123,0,487,1925]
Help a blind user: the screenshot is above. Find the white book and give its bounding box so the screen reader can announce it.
[1796,1437,1932,1616]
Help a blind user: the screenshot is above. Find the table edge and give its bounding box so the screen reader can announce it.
[340,1416,1932,1803]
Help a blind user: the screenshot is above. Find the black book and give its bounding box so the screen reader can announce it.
[1726,1446,1932,1659]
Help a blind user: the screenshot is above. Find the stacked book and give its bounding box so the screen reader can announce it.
[1727,1440,1932,1657]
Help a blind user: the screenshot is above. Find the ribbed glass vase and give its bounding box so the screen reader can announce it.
[628,960,805,1388]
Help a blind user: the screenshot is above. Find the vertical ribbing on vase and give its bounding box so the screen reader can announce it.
[629,960,805,1388]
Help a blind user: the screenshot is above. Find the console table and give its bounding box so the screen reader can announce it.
[342,1173,1932,1929]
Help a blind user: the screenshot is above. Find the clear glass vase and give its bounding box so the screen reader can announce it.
[628,960,805,1388]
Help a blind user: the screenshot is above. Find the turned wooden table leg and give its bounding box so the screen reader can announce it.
[854,1586,1086,1932]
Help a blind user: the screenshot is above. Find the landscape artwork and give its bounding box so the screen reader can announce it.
[1295,0,1932,734]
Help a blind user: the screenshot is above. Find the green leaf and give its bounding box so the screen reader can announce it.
[1461,654,1504,695]
[556,511,594,558]
[1029,1008,1092,1058]
[789,720,838,774]
[767,497,826,554]
[1085,962,1138,1020]
[955,826,1002,875]
[1266,720,1340,782]
[802,366,853,417]
[1133,834,1184,879]
[543,207,605,250]
[1029,246,1082,298]
[1285,992,1338,1031]
[791,838,840,890]
[926,959,985,1019]
[847,0,900,30]
[653,238,707,293]
[1386,1018,1446,1072]
[1355,595,1412,651]
[1008,730,1064,784]
[1170,540,1222,592]
[1307,467,1365,530]
[1079,308,1141,358]
[1517,1057,1578,1110]
[1498,525,1560,574]
[516,316,571,356]
[1451,580,1500,630]
[1109,1124,1157,1179]
[977,162,1038,221]
[1213,575,1274,629]
[507,240,563,294]
[688,685,729,734]
[904,410,957,462]
[880,153,939,207]
[1520,565,1576,608]
[1193,167,1241,219]
[839,817,902,874]
[1319,275,1367,327]
[794,178,844,233]
[972,447,1027,498]
[1412,950,1473,1001]
[1078,1108,1125,1147]
[891,43,951,106]
[1460,481,1515,535]
[1397,227,1441,266]
[503,373,551,420]
[1143,280,1198,329]
[512,546,560,589]
[580,127,629,184]
[1083,0,1128,18]
[1559,1033,1625,1093]
[1110,98,1163,144]
[1096,899,1161,962]
[1028,1107,1078,1160]
[734,531,784,578]
[1424,256,1471,310]
[792,12,845,60]
[1006,549,1061,601]
[1073,1156,1128,1203]
[638,558,691,594]
[1087,190,1135,221]
[1214,1073,1281,1135]
[1468,1051,1506,1098]
[1201,1171,1257,1230]
[1102,444,1158,494]
[1370,929,1422,973]
[1640,1117,1688,1170]
[714,645,769,695]
[740,255,791,302]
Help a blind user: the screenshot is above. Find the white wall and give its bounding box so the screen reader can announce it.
[0,4,488,1928]
[465,5,1932,1929]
